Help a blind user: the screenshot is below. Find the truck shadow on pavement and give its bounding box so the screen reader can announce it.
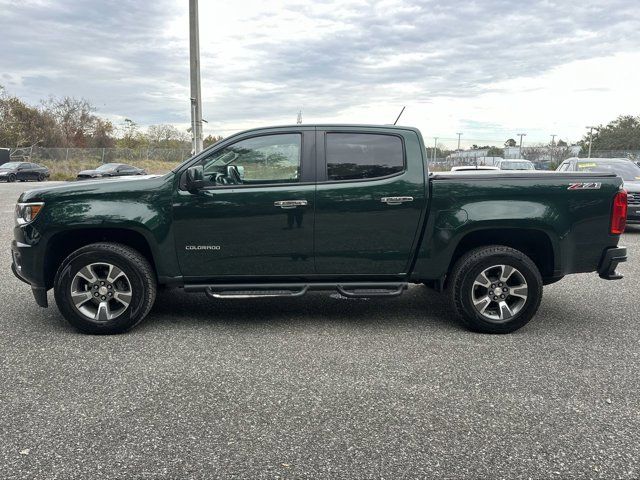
[147,285,467,333]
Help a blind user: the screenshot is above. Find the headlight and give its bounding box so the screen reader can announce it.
[15,202,44,225]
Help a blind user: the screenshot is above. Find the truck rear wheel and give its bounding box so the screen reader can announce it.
[449,245,543,333]
[54,243,156,334]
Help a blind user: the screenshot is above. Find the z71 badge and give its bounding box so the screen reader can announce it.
[568,182,601,190]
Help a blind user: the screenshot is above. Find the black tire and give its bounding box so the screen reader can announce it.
[54,243,156,334]
[37,173,45,182]
[7,174,16,182]
[449,245,543,333]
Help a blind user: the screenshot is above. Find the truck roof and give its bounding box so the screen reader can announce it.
[226,124,422,135]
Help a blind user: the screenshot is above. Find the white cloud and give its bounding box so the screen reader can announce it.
[1,0,639,144]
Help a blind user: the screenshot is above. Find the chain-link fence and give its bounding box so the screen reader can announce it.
[32,146,190,164]
[10,142,640,179]
[24,147,192,180]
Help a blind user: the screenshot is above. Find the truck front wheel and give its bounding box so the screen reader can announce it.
[54,243,156,334]
[449,245,543,333]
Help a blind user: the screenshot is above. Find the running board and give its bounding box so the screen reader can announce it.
[183,282,408,299]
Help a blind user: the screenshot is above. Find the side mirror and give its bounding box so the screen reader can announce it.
[185,165,205,191]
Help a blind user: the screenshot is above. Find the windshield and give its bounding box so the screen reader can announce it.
[96,163,119,171]
[0,162,21,170]
[576,160,640,181]
[500,161,534,170]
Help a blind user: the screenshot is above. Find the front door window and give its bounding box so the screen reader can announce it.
[199,133,302,186]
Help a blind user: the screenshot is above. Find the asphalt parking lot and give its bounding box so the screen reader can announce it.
[0,181,638,479]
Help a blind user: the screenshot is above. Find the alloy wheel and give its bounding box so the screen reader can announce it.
[471,264,528,323]
[70,262,132,322]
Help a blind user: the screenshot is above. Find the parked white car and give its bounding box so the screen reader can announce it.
[495,159,535,171]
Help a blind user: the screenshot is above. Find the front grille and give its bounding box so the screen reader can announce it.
[628,192,640,205]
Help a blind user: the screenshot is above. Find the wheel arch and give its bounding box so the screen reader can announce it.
[44,228,157,289]
[449,228,556,281]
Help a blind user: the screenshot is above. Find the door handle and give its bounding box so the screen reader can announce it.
[381,196,414,205]
[274,200,308,209]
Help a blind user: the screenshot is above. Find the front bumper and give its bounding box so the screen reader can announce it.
[598,246,627,280]
[11,240,48,307]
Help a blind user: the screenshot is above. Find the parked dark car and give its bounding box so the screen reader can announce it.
[0,148,10,165]
[557,157,640,225]
[77,163,146,180]
[0,162,50,182]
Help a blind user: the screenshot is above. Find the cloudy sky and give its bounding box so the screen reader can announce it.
[1,0,639,147]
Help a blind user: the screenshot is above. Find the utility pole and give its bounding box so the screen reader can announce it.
[189,0,203,154]
[297,110,302,124]
[456,132,462,151]
[586,126,598,159]
[433,137,438,163]
[550,134,557,165]
[517,133,527,158]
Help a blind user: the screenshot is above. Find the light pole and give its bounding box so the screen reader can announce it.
[586,126,598,159]
[517,133,527,158]
[189,0,204,154]
[456,132,462,151]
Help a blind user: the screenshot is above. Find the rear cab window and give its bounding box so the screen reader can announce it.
[324,133,404,181]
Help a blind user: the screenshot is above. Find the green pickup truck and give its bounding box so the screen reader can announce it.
[11,125,628,334]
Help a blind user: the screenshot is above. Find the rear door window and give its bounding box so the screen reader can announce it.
[325,133,404,181]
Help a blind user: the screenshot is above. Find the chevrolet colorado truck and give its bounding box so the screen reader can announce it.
[11,125,628,334]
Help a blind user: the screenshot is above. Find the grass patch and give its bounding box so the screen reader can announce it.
[40,159,179,181]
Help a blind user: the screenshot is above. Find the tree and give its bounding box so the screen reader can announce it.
[147,124,189,148]
[43,96,99,147]
[556,139,567,147]
[522,143,576,169]
[89,118,115,148]
[505,138,517,147]
[204,134,223,148]
[487,146,504,157]
[0,86,63,147]
[117,118,146,148]
[578,115,640,153]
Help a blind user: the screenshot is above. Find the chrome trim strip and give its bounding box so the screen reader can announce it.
[381,196,413,205]
[274,200,308,209]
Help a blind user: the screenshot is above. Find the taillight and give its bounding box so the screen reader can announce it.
[610,189,627,235]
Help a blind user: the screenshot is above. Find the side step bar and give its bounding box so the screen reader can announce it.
[183,282,408,299]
